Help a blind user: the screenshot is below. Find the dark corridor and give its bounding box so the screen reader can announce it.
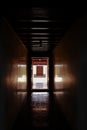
[0,7,87,130]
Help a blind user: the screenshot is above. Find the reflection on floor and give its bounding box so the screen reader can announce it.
[12,90,74,130]
[31,92,49,127]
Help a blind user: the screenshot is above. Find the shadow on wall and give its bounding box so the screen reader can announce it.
[53,17,81,129]
[0,18,27,130]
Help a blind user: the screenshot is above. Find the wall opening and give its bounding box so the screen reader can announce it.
[31,57,49,90]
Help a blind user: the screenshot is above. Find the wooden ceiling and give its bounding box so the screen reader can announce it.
[1,8,86,52]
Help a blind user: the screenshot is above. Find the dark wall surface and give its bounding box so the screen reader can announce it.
[0,18,27,130]
[53,16,82,129]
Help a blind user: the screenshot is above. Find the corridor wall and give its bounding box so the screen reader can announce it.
[0,18,27,130]
[53,16,82,129]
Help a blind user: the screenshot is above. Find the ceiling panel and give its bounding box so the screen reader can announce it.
[2,8,86,52]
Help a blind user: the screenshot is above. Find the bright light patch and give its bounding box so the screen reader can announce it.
[18,64,26,67]
[54,75,63,82]
[18,75,26,82]
[32,58,49,90]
